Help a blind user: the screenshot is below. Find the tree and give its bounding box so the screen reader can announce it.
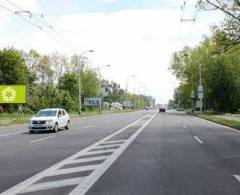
[55,90,73,111]
[81,68,99,98]
[38,55,54,84]
[170,31,240,112]
[200,0,240,51]
[58,72,78,108]
[0,48,28,84]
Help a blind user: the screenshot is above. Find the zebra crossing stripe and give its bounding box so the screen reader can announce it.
[21,177,84,193]
[2,114,149,195]
[49,165,100,177]
[67,156,107,165]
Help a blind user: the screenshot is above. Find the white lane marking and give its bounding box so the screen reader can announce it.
[86,149,116,155]
[21,177,84,194]
[68,156,107,165]
[234,175,240,183]
[103,140,127,144]
[49,165,100,176]
[69,113,157,195]
[94,143,122,149]
[1,114,149,195]
[194,136,204,144]
[0,131,26,137]
[83,125,94,129]
[30,135,56,144]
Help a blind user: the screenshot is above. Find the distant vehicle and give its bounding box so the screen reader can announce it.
[29,108,70,133]
[159,107,166,112]
[144,106,150,110]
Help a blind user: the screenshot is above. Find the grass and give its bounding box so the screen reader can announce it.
[0,109,138,127]
[190,112,240,130]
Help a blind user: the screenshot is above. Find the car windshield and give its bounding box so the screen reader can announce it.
[36,110,57,117]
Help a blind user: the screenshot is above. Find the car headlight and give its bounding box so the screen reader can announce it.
[46,119,53,123]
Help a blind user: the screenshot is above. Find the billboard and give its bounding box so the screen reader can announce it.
[84,97,101,106]
[0,85,26,104]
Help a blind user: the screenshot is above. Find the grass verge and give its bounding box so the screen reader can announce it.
[189,112,240,130]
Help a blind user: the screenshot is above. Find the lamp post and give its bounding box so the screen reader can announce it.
[136,82,144,110]
[125,75,135,109]
[97,64,111,112]
[78,50,94,115]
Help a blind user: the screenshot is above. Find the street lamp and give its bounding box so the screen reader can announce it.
[97,64,111,112]
[125,75,135,109]
[78,50,94,115]
[136,82,144,109]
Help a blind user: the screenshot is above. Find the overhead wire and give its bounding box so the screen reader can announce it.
[1,0,81,53]
[180,0,201,47]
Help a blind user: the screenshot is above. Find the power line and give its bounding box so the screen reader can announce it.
[180,0,201,47]
[1,0,81,53]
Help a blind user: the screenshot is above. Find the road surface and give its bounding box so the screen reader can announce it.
[1,110,240,194]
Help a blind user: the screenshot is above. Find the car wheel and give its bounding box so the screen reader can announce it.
[53,123,58,133]
[65,120,70,130]
[29,130,34,134]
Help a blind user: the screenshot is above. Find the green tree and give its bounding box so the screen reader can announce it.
[0,48,28,84]
[58,73,78,101]
[81,68,99,98]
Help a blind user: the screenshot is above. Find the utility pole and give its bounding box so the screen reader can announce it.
[125,75,135,109]
[78,50,94,115]
[198,63,203,115]
[78,56,82,115]
[97,65,111,112]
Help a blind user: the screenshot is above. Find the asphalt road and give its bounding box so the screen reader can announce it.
[2,110,240,195]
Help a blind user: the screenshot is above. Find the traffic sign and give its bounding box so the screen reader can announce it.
[84,97,101,106]
[198,85,203,99]
[198,85,203,92]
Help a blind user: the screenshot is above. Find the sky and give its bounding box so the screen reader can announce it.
[0,0,224,104]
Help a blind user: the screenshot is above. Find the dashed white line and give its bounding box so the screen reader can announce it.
[0,131,26,137]
[83,125,94,129]
[30,135,56,144]
[234,175,240,183]
[194,136,204,144]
